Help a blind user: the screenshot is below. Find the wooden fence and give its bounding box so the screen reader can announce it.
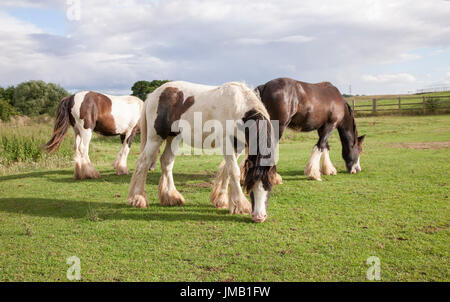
[350,95,450,115]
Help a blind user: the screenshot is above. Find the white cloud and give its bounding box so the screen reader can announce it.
[0,0,65,9]
[0,0,450,94]
[362,73,416,83]
[233,35,314,45]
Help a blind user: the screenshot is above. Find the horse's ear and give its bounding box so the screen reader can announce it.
[358,135,366,144]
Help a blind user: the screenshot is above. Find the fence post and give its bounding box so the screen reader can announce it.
[422,96,426,114]
[372,99,377,114]
[398,96,401,113]
[352,99,355,111]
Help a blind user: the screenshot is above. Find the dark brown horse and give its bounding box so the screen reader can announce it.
[254,77,365,181]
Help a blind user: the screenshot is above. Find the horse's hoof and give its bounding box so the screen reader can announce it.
[115,166,130,175]
[128,194,148,208]
[321,166,337,176]
[85,170,100,179]
[305,168,322,181]
[160,190,185,206]
[210,191,229,209]
[306,174,322,181]
[79,171,101,179]
[229,197,252,215]
[322,170,337,176]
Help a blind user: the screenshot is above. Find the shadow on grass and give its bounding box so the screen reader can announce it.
[278,169,349,180]
[0,169,214,186]
[0,170,74,182]
[0,198,251,223]
[50,171,214,186]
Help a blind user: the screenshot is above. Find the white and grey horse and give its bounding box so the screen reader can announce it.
[45,91,144,179]
[128,81,278,222]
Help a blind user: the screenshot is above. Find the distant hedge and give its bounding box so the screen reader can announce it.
[11,81,69,116]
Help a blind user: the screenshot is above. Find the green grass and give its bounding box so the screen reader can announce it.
[0,117,72,169]
[0,115,449,281]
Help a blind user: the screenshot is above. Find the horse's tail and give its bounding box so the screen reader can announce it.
[45,95,74,153]
[241,108,278,194]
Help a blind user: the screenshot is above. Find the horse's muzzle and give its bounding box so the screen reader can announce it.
[252,214,267,223]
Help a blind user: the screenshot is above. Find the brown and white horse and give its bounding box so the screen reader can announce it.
[254,77,365,181]
[128,81,278,223]
[45,91,144,179]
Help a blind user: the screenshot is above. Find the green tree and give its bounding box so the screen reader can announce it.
[0,98,18,121]
[131,80,169,101]
[12,81,69,116]
[0,86,15,104]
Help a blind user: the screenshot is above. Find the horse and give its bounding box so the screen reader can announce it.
[45,91,144,179]
[254,77,365,181]
[128,81,278,223]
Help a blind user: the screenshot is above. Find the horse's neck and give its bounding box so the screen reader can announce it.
[337,109,356,152]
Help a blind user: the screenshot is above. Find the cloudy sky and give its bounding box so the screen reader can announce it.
[0,0,449,95]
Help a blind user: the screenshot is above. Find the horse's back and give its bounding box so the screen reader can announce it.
[106,95,143,134]
[147,81,217,103]
[71,91,142,135]
[145,80,256,120]
[259,78,347,133]
[293,81,346,130]
[143,81,266,145]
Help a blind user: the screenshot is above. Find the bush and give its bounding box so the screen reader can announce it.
[12,80,69,116]
[0,98,18,121]
[0,135,43,165]
[0,118,73,167]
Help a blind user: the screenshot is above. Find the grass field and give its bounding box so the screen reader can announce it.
[0,115,449,281]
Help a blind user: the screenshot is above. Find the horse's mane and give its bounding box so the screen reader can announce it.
[318,81,333,88]
[241,109,277,194]
[345,102,358,145]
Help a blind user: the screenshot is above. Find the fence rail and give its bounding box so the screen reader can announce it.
[350,95,450,115]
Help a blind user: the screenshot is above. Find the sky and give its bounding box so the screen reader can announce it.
[0,0,449,95]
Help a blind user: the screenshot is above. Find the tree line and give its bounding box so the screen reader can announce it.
[0,79,169,121]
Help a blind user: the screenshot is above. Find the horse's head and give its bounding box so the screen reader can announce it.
[343,134,365,174]
[241,110,278,223]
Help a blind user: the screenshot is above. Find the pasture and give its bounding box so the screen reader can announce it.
[0,115,449,281]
